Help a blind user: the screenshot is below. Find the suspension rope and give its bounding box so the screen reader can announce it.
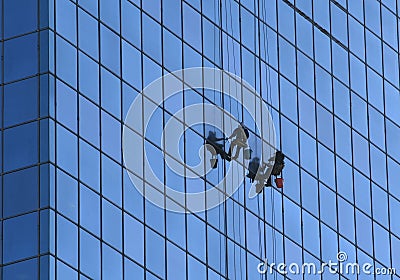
[259,0,278,279]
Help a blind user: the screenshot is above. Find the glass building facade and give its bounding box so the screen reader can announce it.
[1,0,400,279]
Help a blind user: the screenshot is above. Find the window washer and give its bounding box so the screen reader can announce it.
[205,131,229,168]
[228,122,250,160]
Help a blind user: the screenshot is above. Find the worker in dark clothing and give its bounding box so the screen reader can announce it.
[246,157,260,183]
[228,122,250,160]
[205,131,228,168]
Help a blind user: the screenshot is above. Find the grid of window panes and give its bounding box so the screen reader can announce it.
[0,0,53,279]
[3,0,400,279]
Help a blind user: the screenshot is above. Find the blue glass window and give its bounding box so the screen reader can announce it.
[102,244,123,280]
[57,215,78,267]
[187,215,206,261]
[302,210,320,255]
[102,154,122,205]
[142,14,162,63]
[284,197,301,244]
[318,144,335,189]
[354,170,371,215]
[387,158,400,199]
[4,33,38,83]
[349,17,365,60]
[163,29,182,72]
[278,0,294,43]
[300,131,317,176]
[366,31,382,74]
[3,258,38,280]
[125,258,144,280]
[56,80,77,131]
[3,212,38,263]
[56,0,77,44]
[296,14,312,57]
[338,197,355,241]
[4,77,38,127]
[372,184,389,227]
[79,140,100,191]
[4,0,37,38]
[334,118,352,164]
[314,29,331,71]
[297,52,314,95]
[122,0,141,48]
[381,6,397,48]
[123,172,144,221]
[57,169,78,222]
[79,96,100,146]
[280,77,297,124]
[80,185,100,235]
[146,228,165,278]
[383,44,399,86]
[301,171,319,216]
[331,4,347,46]
[79,52,100,103]
[78,0,98,18]
[167,242,186,280]
[279,37,296,81]
[4,122,38,172]
[370,146,387,189]
[188,255,206,280]
[389,196,400,237]
[56,124,78,177]
[336,157,353,201]
[166,208,186,248]
[321,224,338,261]
[122,40,142,90]
[80,230,101,279]
[332,42,349,85]
[124,213,144,264]
[351,92,368,137]
[101,68,121,119]
[348,0,363,22]
[319,185,337,227]
[352,131,370,176]
[350,56,366,98]
[373,223,390,265]
[78,8,99,60]
[356,210,373,254]
[298,91,316,136]
[101,111,121,161]
[56,36,77,88]
[315,66,332,111]
[281,116,299,163]
[313,0,330,31]
[4,167,38,217]
[368,106,385,151]
[317,105,334,150]
[102,200,122,251]
[100,0,120,32]
[100,24,121,75]
[57,260,78,280]
[385,82,400,125]
[183,4,202,51]
[367,67,384,113]
[163,0,181,36]
[365,0,381,36]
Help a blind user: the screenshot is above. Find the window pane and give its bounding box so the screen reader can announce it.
[3,258,38,280]
[4,0,37,38]
[4,33,38,83]
[4,212,39,263]
[4,167,39,217]
[4,77,38,127]
[4,122,38,172]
